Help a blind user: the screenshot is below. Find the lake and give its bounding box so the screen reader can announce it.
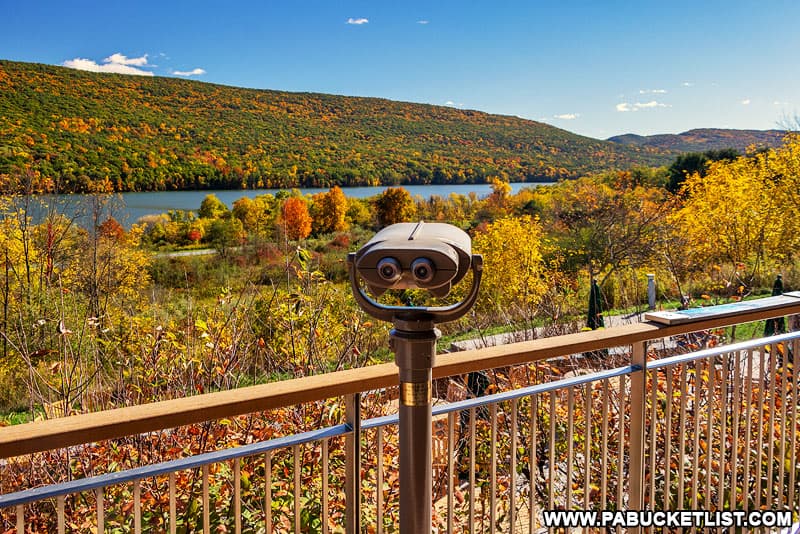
[11,182,547,228]
[115,182,545,225]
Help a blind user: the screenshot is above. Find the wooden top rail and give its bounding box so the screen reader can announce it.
[2,300,799,459]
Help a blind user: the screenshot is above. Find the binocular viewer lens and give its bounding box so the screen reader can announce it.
[376,257,437,284]
[376,257,402,283]
[411,258,435,284]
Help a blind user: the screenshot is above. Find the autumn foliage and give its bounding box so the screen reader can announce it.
[0,59,669,194]
[280,196,312,241]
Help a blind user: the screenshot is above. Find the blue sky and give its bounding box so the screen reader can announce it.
[1,0,798,139]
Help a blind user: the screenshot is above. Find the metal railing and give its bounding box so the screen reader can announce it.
[2,301,800,532]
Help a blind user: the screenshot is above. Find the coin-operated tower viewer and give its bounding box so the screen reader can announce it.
[348,221,483,534]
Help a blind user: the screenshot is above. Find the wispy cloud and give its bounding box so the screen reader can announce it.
[774,100,791,106]
[616,101,670,112]
[63,53,154,76]
[173,68,206,77]
[636,100,669,109]
[740,98,751,105]
[554,113,579,120]
[639,89,667,94]
[681,82,694,87]
[346,17,369,25]
[417,20,429,24]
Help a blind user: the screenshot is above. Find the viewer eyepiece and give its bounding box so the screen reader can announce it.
[411,258,435,284]
[377,257,402,283]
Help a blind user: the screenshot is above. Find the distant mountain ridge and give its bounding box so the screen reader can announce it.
[607,128,787,153]
[0,60,671,193]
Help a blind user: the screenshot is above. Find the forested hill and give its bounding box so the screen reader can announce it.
[607,128,787,153]
[1,60,670,193]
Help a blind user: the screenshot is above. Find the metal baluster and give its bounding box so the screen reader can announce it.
[265,452,272,533]
[529,394,537,534]
[469,407,476,534]
[234,459,242,534]
[202,465,210,534]
[169,472,176,534]
[57,495,65,534]
[790,339,799,510]
[510,399,518,533]
[294,445,301,533]
[691,360,701,518]
[322,439,329,534]
[601,380,610,510]
[706,355,715,508]
[616,375,624,534]
[549,392,556,512]
[584,385,592,534]
[629,341,647,510]
[778,345,788,510]
[447,412,455,534]
[490,403,497,534]
[663,365,673,518]
[97,487,105,534]
[134,478,143,534]
[377,427,384,534]
[566,386,574,511]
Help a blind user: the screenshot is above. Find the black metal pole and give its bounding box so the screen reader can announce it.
[391,315,438,534]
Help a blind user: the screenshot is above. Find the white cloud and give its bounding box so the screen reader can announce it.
[639,89,667,94]
[740,98,751,105]
[616,101,670,112]
[62,53,154,76]
[554,113,579,120]
[417,20,429,24]
[774,100,790,106]
[105,53,148,66]
[173,68,206,77]
[347,17,369,25]
[682,82,694,87]
[636,100,669,109]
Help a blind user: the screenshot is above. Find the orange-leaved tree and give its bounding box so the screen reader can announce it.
[281,196,312,241]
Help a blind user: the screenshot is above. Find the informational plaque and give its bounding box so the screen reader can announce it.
[644,291,800,325]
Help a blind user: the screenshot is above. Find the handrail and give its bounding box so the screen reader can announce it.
[0,424,350,508]
[2,299,799,459]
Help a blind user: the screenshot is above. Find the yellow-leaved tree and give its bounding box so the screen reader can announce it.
[671,138,800,286]
[471,215,548,317]
[313,185,349,234]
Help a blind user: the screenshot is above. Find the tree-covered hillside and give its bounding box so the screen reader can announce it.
[607,128,786,153]
[0,60,670,193]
